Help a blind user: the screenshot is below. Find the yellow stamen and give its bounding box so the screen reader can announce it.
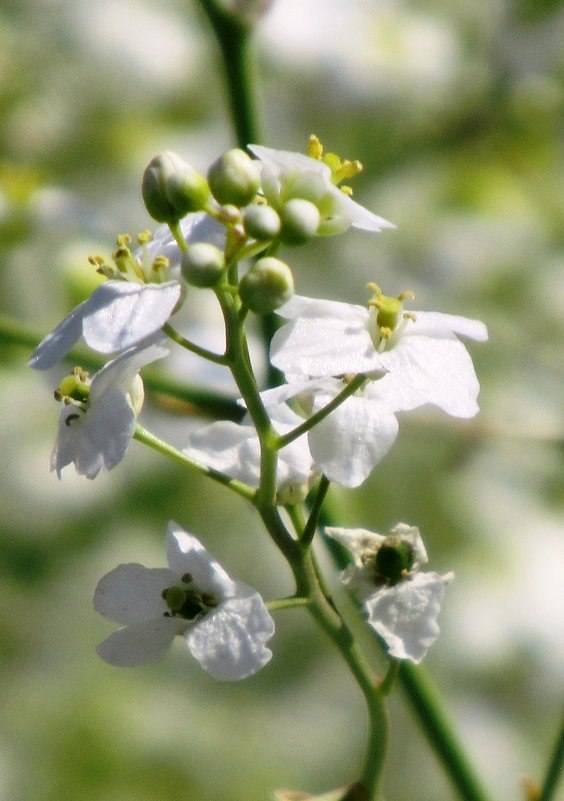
[307,134,324,160]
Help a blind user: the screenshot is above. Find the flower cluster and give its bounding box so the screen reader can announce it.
[29,140,484,676]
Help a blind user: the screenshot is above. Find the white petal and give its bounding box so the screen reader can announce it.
[308,394,399,487]
[408,311,488,342]
[82,281,181,353]
[325,527,386,566]
[51,388,135,479]
[93,563,177,623]
[271,299,382,377]
[166,522,236,598]
[28,297,92,370]
[90,338,170,399]
[185,421,261,487]
[365,572,453,663]
[379,335,481,418]
[185,582,274,680]
[96,617,184,667]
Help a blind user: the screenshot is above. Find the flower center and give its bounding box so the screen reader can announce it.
[162,574,219,621]
[306,134,363,194]
[54,367,91,424]
[361,536,415,587]
[366,282,416,352]
[88,231,170,284]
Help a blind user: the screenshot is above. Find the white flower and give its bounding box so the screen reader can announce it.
[248,145,394,235]
[28,213,226,371]
[271,292,488,418]
[51,338,169,479]
[185,404,317,504]
[326,524,453,663]
[260,378,400,488]
[94,521,275,680]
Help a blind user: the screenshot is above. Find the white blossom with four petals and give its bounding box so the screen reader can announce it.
[326,524,453,663]
[94,521,275,680]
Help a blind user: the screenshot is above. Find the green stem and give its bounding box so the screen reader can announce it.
[276,375,367,449]
[267,596,309,611]
[301,475,331,547]
[398,663,493,801]
[134,424,254,501]
[197,0,260,148]
[538,711,564,801]
[162,322,229,365]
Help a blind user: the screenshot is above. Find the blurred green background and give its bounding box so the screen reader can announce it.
[0,1,563,800]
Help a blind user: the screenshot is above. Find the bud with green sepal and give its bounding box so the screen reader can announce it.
[142,152,211,224]
[239,257,294,313]
[243,203,281,240]
[207,149,261,208]
[181,243,226,288]
[279,198,320,245]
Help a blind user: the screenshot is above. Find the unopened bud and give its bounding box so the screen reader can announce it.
[280,198,320,245]
[240,257,294,313]
[142,152,210,223]
[208,149,261,207]
[181,243,226,287]
[243,203,281,240]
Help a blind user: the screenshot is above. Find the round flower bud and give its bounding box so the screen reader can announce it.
[181,243,226,288]
[142,152,209,223]
[243,204,281,240]
[166,166,211,217]
[239,257,294,313]
[280,198,321,245]
[207,149,261,207]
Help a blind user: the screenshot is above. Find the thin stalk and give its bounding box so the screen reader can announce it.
[134,424,254,501]
[276,375,367,449]
[162,322,229,365]
[538,711,564,801]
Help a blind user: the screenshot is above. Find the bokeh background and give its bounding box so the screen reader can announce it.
[0,1,563,799]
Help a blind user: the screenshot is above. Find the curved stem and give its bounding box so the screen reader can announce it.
[163,322,229,365]
[134,424,255,501]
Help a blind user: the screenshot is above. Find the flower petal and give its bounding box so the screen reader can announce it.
[271,297,382,377]
[96,617,184,667]
[28,297,91,370]
[51,388,135,479]
[93,563,177,624]
[308,394,399,487]
[185,581,274,680]
[82,281,181,354]
[166,522,236,598]
[365,571,453,663]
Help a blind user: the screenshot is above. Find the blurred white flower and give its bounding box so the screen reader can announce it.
[185,404,317,504]
[94,521,275,680]
[327,523,453,663]
[248,144,394,235]
[51,338,169,479]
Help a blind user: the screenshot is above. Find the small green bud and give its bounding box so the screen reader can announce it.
[142,152,210,223]
[181,243,226,288]
[375,538,415,585]
[280,198,320,245]
[240,257,294,313]
[243,203,281,240]
[207,149,261,207]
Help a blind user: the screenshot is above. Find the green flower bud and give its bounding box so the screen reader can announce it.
[280,198,321,245]
[207,149,261,207]
[375,538,415,585]
[142,152,210,223]
[240,257,294,313]
[181,243,226,288]
[243,203,281,240]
